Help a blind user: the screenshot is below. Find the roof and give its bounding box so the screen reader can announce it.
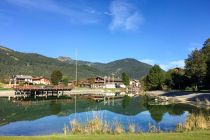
[33,77,49,80]
[15,75,33,79]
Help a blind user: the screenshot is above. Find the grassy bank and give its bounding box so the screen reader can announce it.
[0,88,12,91]
[1,131,210,140]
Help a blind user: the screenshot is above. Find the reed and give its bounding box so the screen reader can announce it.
[70,119,83,134]
[68,117,113,134]
[176,113,208,131]
[128,124,136,133]
[204,98,210,105]
[114,122,125,134]
[148,123,160,133]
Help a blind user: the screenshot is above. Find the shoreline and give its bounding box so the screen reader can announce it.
[146,90,210,109]
[1,89,210,109]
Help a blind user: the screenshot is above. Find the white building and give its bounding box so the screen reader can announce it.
[13,75,33,85]
[104,83,116,89]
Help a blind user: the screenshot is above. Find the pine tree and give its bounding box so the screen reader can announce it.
[146,65,165,90]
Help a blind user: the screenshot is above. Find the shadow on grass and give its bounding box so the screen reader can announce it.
[161,91,192,97]
[187,94,210,101]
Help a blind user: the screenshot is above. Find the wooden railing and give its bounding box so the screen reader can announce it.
[13,85,74,91]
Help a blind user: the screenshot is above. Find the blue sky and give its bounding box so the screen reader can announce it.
[0,0,210,70]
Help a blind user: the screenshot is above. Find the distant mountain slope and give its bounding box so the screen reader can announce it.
[95,58,152,79]
[57,57,152,79]
[0,46,152,81]
[0,46,104,80]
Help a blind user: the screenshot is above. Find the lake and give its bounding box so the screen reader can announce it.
[0,95,209,136]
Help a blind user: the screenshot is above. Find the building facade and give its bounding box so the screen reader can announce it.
[32,77,50,85]
[12,75,33,85]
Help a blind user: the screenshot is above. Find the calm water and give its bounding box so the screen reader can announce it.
[0,96,209,136]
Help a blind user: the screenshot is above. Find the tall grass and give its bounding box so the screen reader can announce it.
[148,123,161,133]
[128,124,136,133]
[65,117,140,135]
[204,98,210,105]
[65,112,210,135]
[176,113,209,131]
[114,122,125,134]
[69,117,112,134]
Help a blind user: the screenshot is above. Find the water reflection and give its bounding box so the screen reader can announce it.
[0,95,209,135]
[49,100,62,114]
[122,95,131,108]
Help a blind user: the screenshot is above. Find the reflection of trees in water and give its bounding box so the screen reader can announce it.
[146,105,170,122]
[49,100,62,114]
[144,100,210,123]
[148,104,193,122]
[122,95,131,109]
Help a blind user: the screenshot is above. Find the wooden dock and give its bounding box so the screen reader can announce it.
[13,85,73,99]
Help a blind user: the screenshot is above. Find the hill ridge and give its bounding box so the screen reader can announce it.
[0,46,152,81]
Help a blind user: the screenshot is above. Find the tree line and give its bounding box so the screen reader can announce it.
[141,38,210,91]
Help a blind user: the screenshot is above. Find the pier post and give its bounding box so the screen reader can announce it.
[57,91,60,98]
[24,92,26,99]
[108,97,110,106]
[34,91,36,99]
[45,91,48,99]
[104,96,106,105]
[112,97,114,106]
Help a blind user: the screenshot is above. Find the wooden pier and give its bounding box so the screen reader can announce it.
[13,85,73,99]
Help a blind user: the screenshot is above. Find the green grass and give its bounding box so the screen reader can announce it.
[1,131,210,140]
[0,88,12,91]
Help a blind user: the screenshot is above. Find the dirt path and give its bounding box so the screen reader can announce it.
[0,90,15,97]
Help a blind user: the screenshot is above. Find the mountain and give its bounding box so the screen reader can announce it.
[0,46,104,81]
[0,46,152,82]
[93,58,152,79]
[57,57,152,79]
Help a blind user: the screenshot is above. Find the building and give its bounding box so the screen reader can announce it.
[78,76,124,88]
[12,75,33,85]
[32,77,50,85]
[77,80,91,88]
[130,80,140,88]
[87,76,105,88]
[104,83,116,88]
